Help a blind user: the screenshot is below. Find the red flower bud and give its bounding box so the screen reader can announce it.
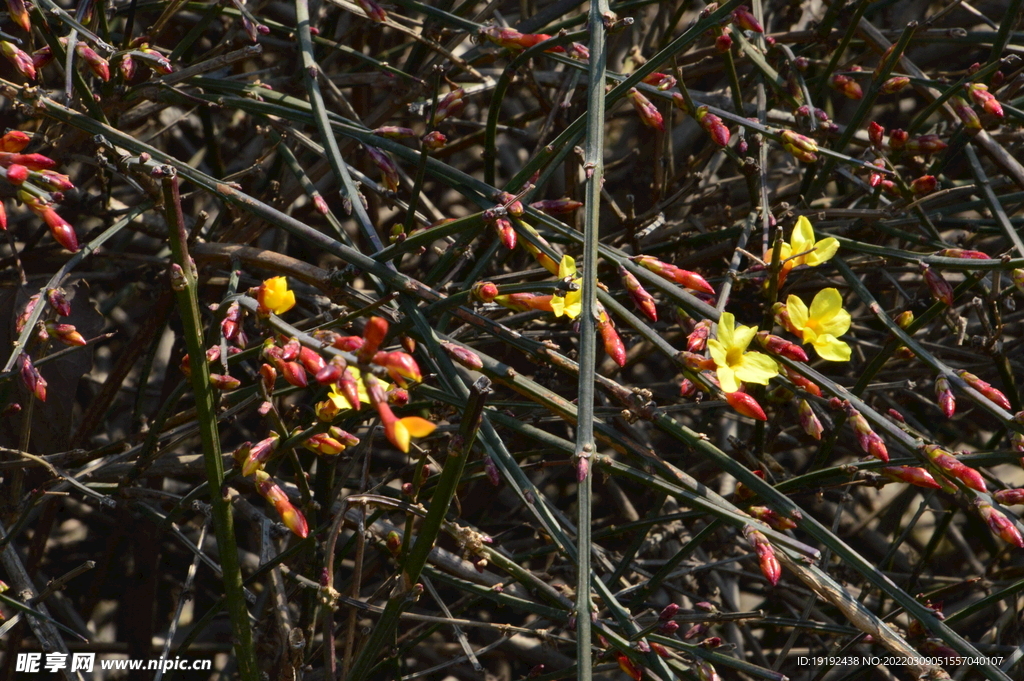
[936,248,989,260]
[242,434,279,477]
[904,134,947,154]
[280,337,300,361]
[46,322,86,346]
[881,466,942,489]
[846,405,888,461]
[298,346,325,375]
[780,129,819,162]
[731,5,763,32]
[994,488,1024,505]
[5,163,28,183]
[726,391,767,421]
[1,41,35,79]
[935,376,955,418]
[888,128,908,150]
[633,255,715,294]
[957,370,1011,410]
[421,130,446,150]
[209,373,241,390]
[493,217,516,249]
[910,175,937,194]
[373,350,423,385]
[628,88,664,131]
[616,654,643,681]
[221,301,241,340]
[969,84,1004,118]
[42,209,79,252]
[641,72,677,90]
[743,526,780,585]
[597,310,626,367]
[879,76,910,94]
[374,126,415,138]
[715,33,732,52]
[951,96,981,130]
[868,121,884,148]
[75,43,110,81]
[785,366,822,397]
[364,145,399,192]
[18,352,46,401]
[748,505,797,531]
[919,262,953,307]
[355,0,387,22]
[923,444,986,492]
[259,363,276,392]
[315,358,344,386]
[338,367,361,412]
[358,316,389,362]
[620,266,657,322]
[797,399,823,440]
[432,87,465,126]
[255,471,308,538]
[830,73,863,100]
[472,281,499,302]
[5,0,31,32]
[687,319,711,353]
[695,106,730,146]
[975,500,1023,548]
[529,198,583,215]
[441,341,483,370]
[756,330,808,361]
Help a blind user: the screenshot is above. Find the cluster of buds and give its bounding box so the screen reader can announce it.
[695,106,730,147]
[780,129,818,163]
[918,261,954,307]
[923,444,986,492]
[957,370,1011,410]
[829,73,863,100]
[935,376,955,418]
[628,88,664,131]
[846,403,888,461]
[974,499,1024,548]
[742,525,781,585]
[632,255,715,295]
[620,266,657,321]
[881,466,942,489]
[968,83,1004,118]
[597,307,626,367]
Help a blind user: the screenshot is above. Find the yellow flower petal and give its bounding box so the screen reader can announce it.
[400,416,437,438]
[717,312,736,349]
[558,254,577,279]
[735,352,779,385]
[259,276,296,315]
[717,365,740,393]
[731,324,757,353]
[550,293,566,318]
[791,215,815,254]
[563,288,582,319]
[707,339,728,367]
[786,295,809,329]
[809,287,842,320]
[805,237,839,267]
[813,334,852,362]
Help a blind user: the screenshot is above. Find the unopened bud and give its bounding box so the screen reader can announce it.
[879,76,910,94]
[441,341,483,370]
[830,73,863,99]
[910,175,937,194]
[695,106,730,146]
[628,88,664,132]
[797,399,823,440]
[726,391,767,421]
[868,121,884,148]
[957,370,1011,410]
[742,525,780,585]
[731,5,763,32]
[935,376,955,418]
[881,466,942,489]
[950,96,982,130]
[919,262,954,307]
[975,499,1024,548]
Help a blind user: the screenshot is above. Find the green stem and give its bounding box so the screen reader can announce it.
[161,172,258,681]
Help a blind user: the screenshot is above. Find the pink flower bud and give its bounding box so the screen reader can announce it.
[904,134,947,154]
[255,472,309,538]
[633,255,716,294]
[975,500,1024,548]
[18,352,46,401]
[879,76,910,94]
[726,391,767,421]
[950,96,981,130]
[355,0,387,22]
[432,87,465,126]
[756,330,808,361]
[598,310,626,367]
[731,5,763,32]
[5,163,28,183]
[119,53,136,80]
[209,373,241,390]
[715,33,732,52]
[888,128,908,150]
[280,338,300,361]
[242,434,279,477]
[373,350,423,385]
[785,366,822,397]
[830,73,863,99]
[46,322,86,346]
[695,106,730,146]
[780,129,819,162]
[441,341,483,370]
[364,145,400,192]
[687,319,711,353]
[868,121,884,148]
[42,209,79,252]
[919,262,953,307]
[881,466,942,489]
[923,444,987,492]
[529,198,583,215]
[957,370,1011,410]
[5,0,31,32]
[1,41,36,79]
[748,505,797,530]
[969,84,1004,118]
[910,175,937,194]
[659,603,679,621]
[620,266,657,321]
[221,301,241,340]
[742,526,780,585]
[994,488,1024,505]
[493,217,516,249]
[641,72,677,90]
[421,130,446,149]
[936,248,989,259]
[935,376,955,418]
[628,88,664,132]
[75,43,110,81]
[616,654,643,681]
[472,281,499,302]
[304,432,348,455]
[797,399,823,440]
[374,126,415,138]
[846,405,888,461]
[298,346,325,375]
[259,363,276,392]
[337,367,361,412]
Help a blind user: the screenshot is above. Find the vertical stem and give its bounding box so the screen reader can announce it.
[577,1,608,678]
[161,171,258,681]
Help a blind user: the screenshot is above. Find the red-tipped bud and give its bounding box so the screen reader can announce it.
[910,175,937,194]
[975,500,1024,548]
[994,488,1024,505]
[358,316,389,362]
[687,319,711,353]
[304,432,347,456]
[242,434,279,477]
[46,322,86,347]
[42,209,79,252]
[387,387,409,405]
[315,358,344,386]
[743,526,780,585]
[679,378,696,397]
[338,367,361,412]
[119,53,136,80]
[919,262,953,307]
[797,399,823,440]
[432,87,465,126]
[904,134,947,154]
[298,346,325,375]
[5,0,30,32]
[326,333,365,352]
[969,83,1004,118]
[726,391,767,421]
[695,106,730,146]
[830,73,863,100]
[715,33,733,52]
[748,505,798,531]
[75,43,110,81]
[597,310,627,367]
[616,654,643,681]
[846,405,888,461]
[15,294,39,333]
[364,145,399,192]
[529,198,583,215]
[659,603,679,621]
[5,163,28,183]
[493,217,516,249]
[936,248,989,260]
[472,281,499,302]
[888,128,908,150]
[209,373,241,390]
[620,266,657,321]
[259,363,276,392]
[780,129,819,162]
[923,444,987,492]
[882,466,942,489]
[785,366,822,397]
[276,360,307,387]
[957,370,1011,410]
[280,338,300,361]
[373,350,423,385]
[696,661,722,681]
[950,96,981,130]
[221,301,241,340]
[628,88,664,131]
[879,76,910,94]
[255,472,309,538]
[868,121,884,148]
[355,0,387,22]
[935,376,955,418]
[633,255,715,294]
[421,130,446,150]
[441,341,483,370]
[731,5,763,32]
[34,170,74,191]
[1,41,35,79]
[374,126,415,138]
[756,330,808,361]
[641,72,677,90]
[18,353,46,401]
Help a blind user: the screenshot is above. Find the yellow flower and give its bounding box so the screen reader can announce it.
[315,368,383,421]
[785,288,851,361]
[257,276,296,315]
[775,216,839,270]
[707,312,779,393]
[550,255,582,319]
